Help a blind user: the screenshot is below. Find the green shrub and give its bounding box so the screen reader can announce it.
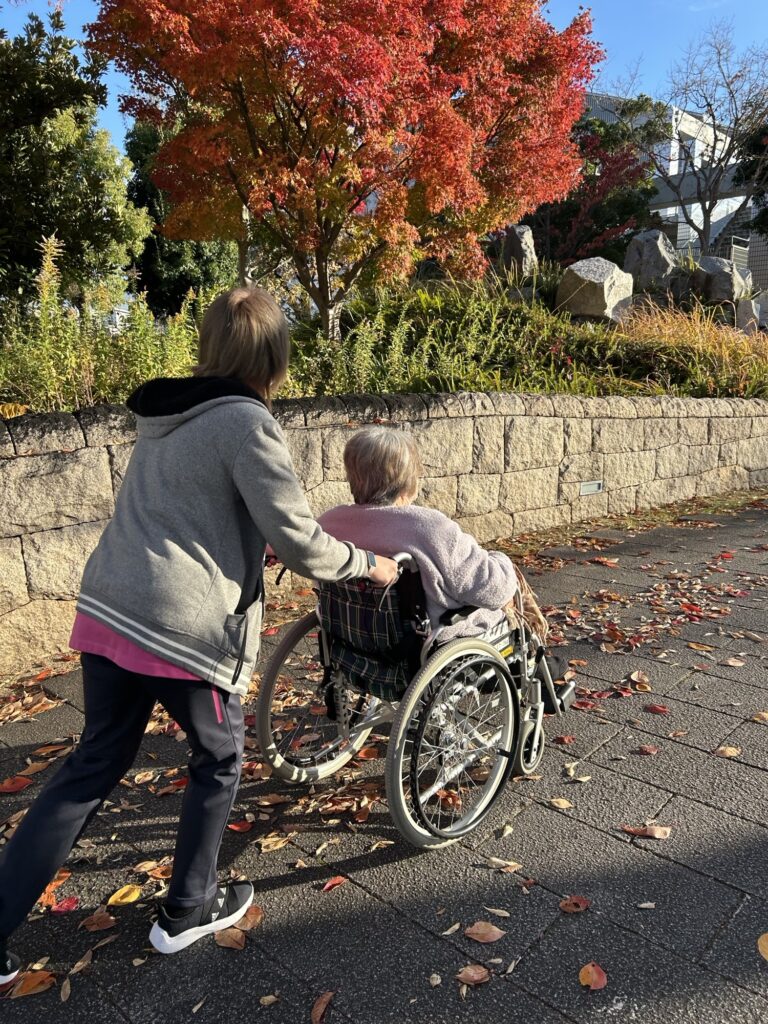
[0,238,198,413]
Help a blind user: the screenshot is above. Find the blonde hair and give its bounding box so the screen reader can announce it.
[344,426,423,506]
[195,286,290,404]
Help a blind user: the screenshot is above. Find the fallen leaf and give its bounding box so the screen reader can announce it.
[147,864,173,880]
[214,927,246,950]
[621,824,671,840]
[260,994,280,1006]
[752,711,768,724]
[51,896,79,914]
[483,907,511,918]
[9,971,56,999]
[714,745,741,758]
[235,905,264,932]
[637,901,656,909]
[455,964,490,986]
[644,704,669,715]
[133,860,158,873]
[441,922,461,936]
[133,771,156,785]
[429,973,442,987]
[758,933,768,962]
[0,776,34,793]
[226,820,254,833]
[629,670,651,687]
[70,949,93,975]
[80,909,116,932]
[559,895,591,913]
[688,641,715,652]
[354,747,381,760]
[578,961,608,991]
[256,793,293,807]
[550,797,573,810]
[17,761,51,777]
[633,744,660,756]
[485,857,523,872]
[322,876,347,893]
[553,735,576,745]
[311,990,335,1024]
[464,921,506,943]
[106,884,142,906]
[722,657,745,668]
[192,997,207,1014]
[668,729,688,738]
[60,976,71,1003]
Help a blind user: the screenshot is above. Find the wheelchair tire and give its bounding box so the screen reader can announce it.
[385,637,520,849]
[256,612,377,783]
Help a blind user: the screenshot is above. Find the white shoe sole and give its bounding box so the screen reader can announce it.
[149,887,255,954]
[0,967,19,986]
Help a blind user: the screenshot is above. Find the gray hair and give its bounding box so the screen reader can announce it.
[343,426,423,506]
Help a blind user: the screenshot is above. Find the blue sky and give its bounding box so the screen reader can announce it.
[2,0,768,151]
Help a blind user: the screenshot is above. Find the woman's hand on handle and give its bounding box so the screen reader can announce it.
[368,554,399,587]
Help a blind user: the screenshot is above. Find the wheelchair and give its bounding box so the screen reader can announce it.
[255,554,575,849]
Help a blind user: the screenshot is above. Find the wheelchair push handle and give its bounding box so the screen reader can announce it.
[392,552,417,573]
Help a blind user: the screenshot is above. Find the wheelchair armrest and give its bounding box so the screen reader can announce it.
[438,604,478,626]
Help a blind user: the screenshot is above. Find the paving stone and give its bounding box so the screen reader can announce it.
[0,975,130,1023]
[662,671,768,718]
[590,731,768,825]
[478,803,741,957]
[590,693,742,752]
[715,719,768,770]
[513,912,768,1024]
[702,894,768,1001]
[0,700,84,750]
[41,666,85,711]
[633,796,768,898]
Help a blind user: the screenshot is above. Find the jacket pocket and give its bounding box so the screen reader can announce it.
[223,612,248,655]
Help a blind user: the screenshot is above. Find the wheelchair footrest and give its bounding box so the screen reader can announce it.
[543,679,577,714]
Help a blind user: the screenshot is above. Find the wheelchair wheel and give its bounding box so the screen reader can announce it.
[256,612,378,783]
[513,714,545,776]
[385,638,519,849]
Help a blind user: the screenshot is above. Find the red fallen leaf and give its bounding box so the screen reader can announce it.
[592,689,614,699]
[633,744,660,756]
[37,867,71,907]
[578,961,608,990]
[147,864,173,880]
[569,659,588,667]
[591,557,619,567]
[311,991,335,1024]
[717,551,734,559]
[559,895,591,913]
[566,609,582,620]
[612,687,634,698]
[354,746,381,760]
[156,777,189,796]
[621,824,671,840]
[51,896,79,913]
[553,735,576,745]
[261,627,280,636]
[322,876,347,893]
[227,820,254,833]
[668,729,688,738]
[644,704,669,715]
[235,905,264,932]
[455,964,491,987]
[243,714,257,727]
[572,699,597,711]
[33,668,53,681]
[0,776,34,793]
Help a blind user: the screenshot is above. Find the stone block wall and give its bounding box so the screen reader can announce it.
[2,393,768,677]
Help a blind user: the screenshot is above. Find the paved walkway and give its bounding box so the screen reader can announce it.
[1,505,767,1022]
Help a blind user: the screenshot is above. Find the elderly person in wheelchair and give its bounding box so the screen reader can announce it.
[256,427,574,848]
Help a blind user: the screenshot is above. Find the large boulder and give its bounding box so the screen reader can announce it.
[623,229,678,291]
[692,256,750,303]
[556,257,634,321]
[736,298,760,335]
[502,225,538,278]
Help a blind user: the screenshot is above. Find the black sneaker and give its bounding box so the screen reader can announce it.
[0,940,20,987]
[149,881,254,954]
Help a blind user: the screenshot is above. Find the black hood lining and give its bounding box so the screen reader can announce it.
[127,377,266,418]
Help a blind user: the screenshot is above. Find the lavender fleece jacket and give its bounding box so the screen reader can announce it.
[319,503,518,638]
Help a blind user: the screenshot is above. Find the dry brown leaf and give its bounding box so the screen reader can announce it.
[550,797,573,810]
[758,933,768,962]
[485,856,522,872]
[70,948,93,976]
[10,971,57,999]
[578,961,608,991]
[311,990,335,1024]
[559,895,591,913]
[429,973,442,987]
[455,964,490,987]
[80,909,116,932]
[107,884,142,906]
[259,994,280,1006]
[464,920,506,944]
[483,906,511,919]
[441,922,461,936]
[133,860,158,873]
[214,927,246,950]
[60,975,71,1002]
[17,761,51,777]
[714,745,742,759]
[722,657,745,668]
[256,793,293,806]
[235,905,264,932]
[621,824,671,840]
[752,711,768,724]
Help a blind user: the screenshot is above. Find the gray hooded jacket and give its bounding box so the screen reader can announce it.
[77,377,368,695]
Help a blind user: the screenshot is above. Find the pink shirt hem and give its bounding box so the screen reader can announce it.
[70,612,201,681]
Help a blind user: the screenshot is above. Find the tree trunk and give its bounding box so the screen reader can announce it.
[237,238,248,286]
[319,301,342,342]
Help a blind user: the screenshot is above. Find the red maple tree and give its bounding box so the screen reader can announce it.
[91,1,601,336]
